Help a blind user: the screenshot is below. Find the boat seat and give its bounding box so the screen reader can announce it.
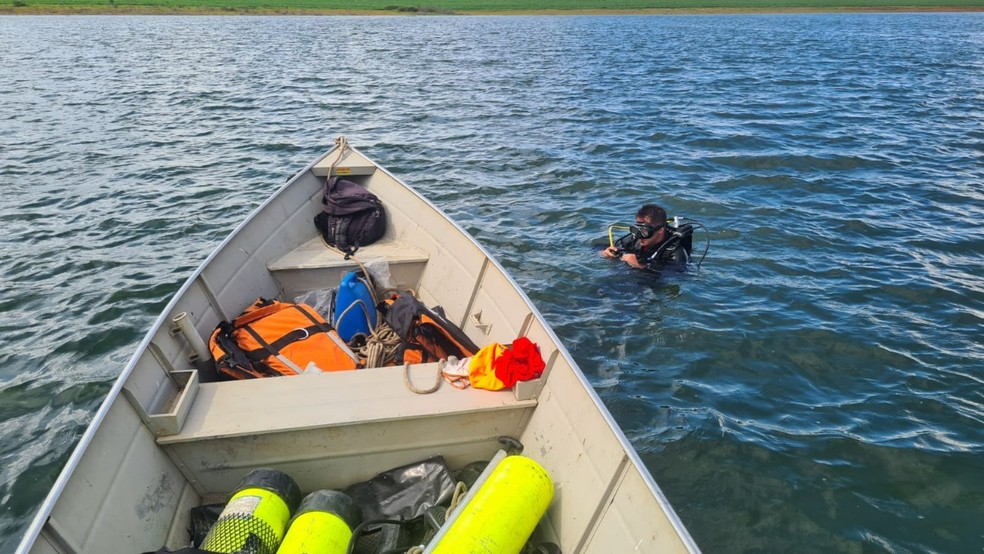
[158,364,533,444]
[156,364,537,494]
[268,236,429,298]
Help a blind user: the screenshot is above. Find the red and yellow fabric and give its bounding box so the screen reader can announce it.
[469,338,546,390]
[493,337,545,387]
[469,343,507,391]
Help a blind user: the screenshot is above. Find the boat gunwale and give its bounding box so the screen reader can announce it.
[15,147,336,554]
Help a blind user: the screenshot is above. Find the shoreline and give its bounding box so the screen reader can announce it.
[2,5,984,15]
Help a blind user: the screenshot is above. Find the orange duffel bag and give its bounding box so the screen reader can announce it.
[209,298,360,379]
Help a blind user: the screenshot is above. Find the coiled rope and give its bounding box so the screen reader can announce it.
[357,322,402,368]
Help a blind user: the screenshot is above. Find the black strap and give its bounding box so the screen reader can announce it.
[242,324,324,360]
[242,324,297,361]
[241,325,300,375]
[292,304,333,334]
[214,323,279,378]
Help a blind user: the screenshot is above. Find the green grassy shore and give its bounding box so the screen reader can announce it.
[2,0,983,15]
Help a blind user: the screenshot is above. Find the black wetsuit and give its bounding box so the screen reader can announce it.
[621,232,690,268]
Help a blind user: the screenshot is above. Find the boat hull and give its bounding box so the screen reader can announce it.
[17,142,698,553]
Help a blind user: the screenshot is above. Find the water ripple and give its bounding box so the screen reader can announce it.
[2,12,984,554]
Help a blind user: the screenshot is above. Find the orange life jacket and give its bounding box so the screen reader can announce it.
[209,298,360,379]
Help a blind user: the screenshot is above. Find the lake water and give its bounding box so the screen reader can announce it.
[2,12,983,553]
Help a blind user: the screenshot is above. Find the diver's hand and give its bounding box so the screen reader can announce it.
[601,246,622,259]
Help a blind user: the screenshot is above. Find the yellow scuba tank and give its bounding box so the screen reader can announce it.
[200,468,302,554]
[428,454,554,554]
[276,489,362,554]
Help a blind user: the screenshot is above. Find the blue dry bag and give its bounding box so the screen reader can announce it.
[334,271,377,341]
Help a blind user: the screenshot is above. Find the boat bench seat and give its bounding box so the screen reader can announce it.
[158,364,533,444]
[268,236,429,298]
[156,364,537,494]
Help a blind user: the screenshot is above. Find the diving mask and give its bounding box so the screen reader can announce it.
[630,222,662,240]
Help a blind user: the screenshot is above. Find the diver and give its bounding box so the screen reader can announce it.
[601,204,700,270]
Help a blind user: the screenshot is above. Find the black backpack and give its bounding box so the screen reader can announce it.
[314,176,386,255]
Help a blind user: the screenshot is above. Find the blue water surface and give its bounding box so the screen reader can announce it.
[1,13,983,553]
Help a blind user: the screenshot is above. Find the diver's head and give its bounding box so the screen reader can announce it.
[632,204,668,244]
[630,220,665,244]
[636,204,667,226]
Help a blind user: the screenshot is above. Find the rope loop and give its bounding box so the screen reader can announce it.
[403,360,444,394]
[445,481,469,520]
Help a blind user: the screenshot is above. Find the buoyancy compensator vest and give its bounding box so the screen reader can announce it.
[644,223,694,267]
[612,221,695,268]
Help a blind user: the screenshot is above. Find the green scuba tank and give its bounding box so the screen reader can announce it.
[277,490,361,554]
[200,469,302,554]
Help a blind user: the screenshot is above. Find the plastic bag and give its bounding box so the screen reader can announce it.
[362,257,394,290]
[344,456,456,521]
[293,287,335,321]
